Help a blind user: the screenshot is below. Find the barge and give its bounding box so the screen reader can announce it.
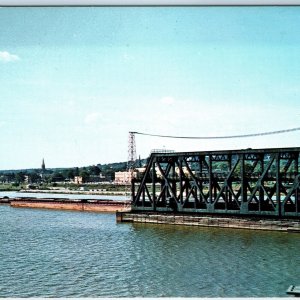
[0,197,131,212]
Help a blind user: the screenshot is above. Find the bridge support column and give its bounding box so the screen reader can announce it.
[206,203,215,213]
[240,154,248,214]
[152,159,156,211]
[240,202,249,214]
[276,153,281,217]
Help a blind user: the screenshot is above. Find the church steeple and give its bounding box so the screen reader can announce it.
[41,158,45,171]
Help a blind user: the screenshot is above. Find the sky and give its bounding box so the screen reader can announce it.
[0,6,300,170]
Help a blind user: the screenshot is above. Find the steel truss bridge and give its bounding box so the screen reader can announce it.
[131,147,300,218]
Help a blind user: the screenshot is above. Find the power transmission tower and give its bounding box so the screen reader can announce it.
[128,131,137,172]
[125,131,137,200]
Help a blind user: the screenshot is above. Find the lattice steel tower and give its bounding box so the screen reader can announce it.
[128,131,137,171]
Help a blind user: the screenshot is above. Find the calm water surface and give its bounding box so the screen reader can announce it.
[0,204,299,297]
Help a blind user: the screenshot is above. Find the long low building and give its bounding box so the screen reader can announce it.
[114,168,146,184]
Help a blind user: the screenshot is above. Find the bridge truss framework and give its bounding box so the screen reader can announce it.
[131,147,300,218]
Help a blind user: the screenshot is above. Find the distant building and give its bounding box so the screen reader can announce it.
[87,174,107,183]
[41,158,45,171]
[24,175,30,183]
[114,171,137,185]
[73,174,109,185]
[150,149,175,154]
[74,176,83,184]
[41,158,46,179]
[114,166,190,182]
[114,168,146,184]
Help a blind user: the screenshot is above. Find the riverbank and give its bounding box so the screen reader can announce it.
[0,182,128,195]
[19,188,127,196]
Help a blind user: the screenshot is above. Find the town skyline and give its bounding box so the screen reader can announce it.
[1,7,300,169]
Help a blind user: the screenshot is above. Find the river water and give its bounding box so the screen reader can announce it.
[0,205,299,297]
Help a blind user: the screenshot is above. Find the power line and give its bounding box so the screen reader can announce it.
[131,126,300,140]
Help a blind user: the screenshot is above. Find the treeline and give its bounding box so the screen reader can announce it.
[0,161,131,185]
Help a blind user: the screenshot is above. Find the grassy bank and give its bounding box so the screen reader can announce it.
[0,183,27,191]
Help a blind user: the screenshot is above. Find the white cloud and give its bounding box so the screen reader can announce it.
[0,51,20,62]
[160,96,175,105]
[84,112,101,125]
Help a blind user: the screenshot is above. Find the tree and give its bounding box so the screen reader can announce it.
[0,175,6,183]
[88,165,101,176]
[14,172,25,184]
[79,170,89,182]
[50,172,65,182]
[62,169,75,180]
[233,162,253,176]
[73,167,79,176]
[30,171,41,183]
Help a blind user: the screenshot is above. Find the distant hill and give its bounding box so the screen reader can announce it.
[0,158,147,175]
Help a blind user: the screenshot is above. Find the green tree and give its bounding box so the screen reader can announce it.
[79,170,90,182]
[50,172,65,182]
[0,175,6,183]
[88,165,101,176]
[62,169,75,180]
[14,172,25,184]
[30,171,41,183]
[73,167,79,176]
[233,162,253,176]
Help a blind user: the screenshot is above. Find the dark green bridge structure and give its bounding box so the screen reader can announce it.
[131,147,300,218]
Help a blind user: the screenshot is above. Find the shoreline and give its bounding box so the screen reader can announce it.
[19,189,128,196]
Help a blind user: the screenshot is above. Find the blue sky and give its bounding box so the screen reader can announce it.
[0,7,300,169]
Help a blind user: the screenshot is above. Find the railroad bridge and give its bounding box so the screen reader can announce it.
[131,147,300,218]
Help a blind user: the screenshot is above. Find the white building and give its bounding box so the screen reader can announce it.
[114,171,137,185]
